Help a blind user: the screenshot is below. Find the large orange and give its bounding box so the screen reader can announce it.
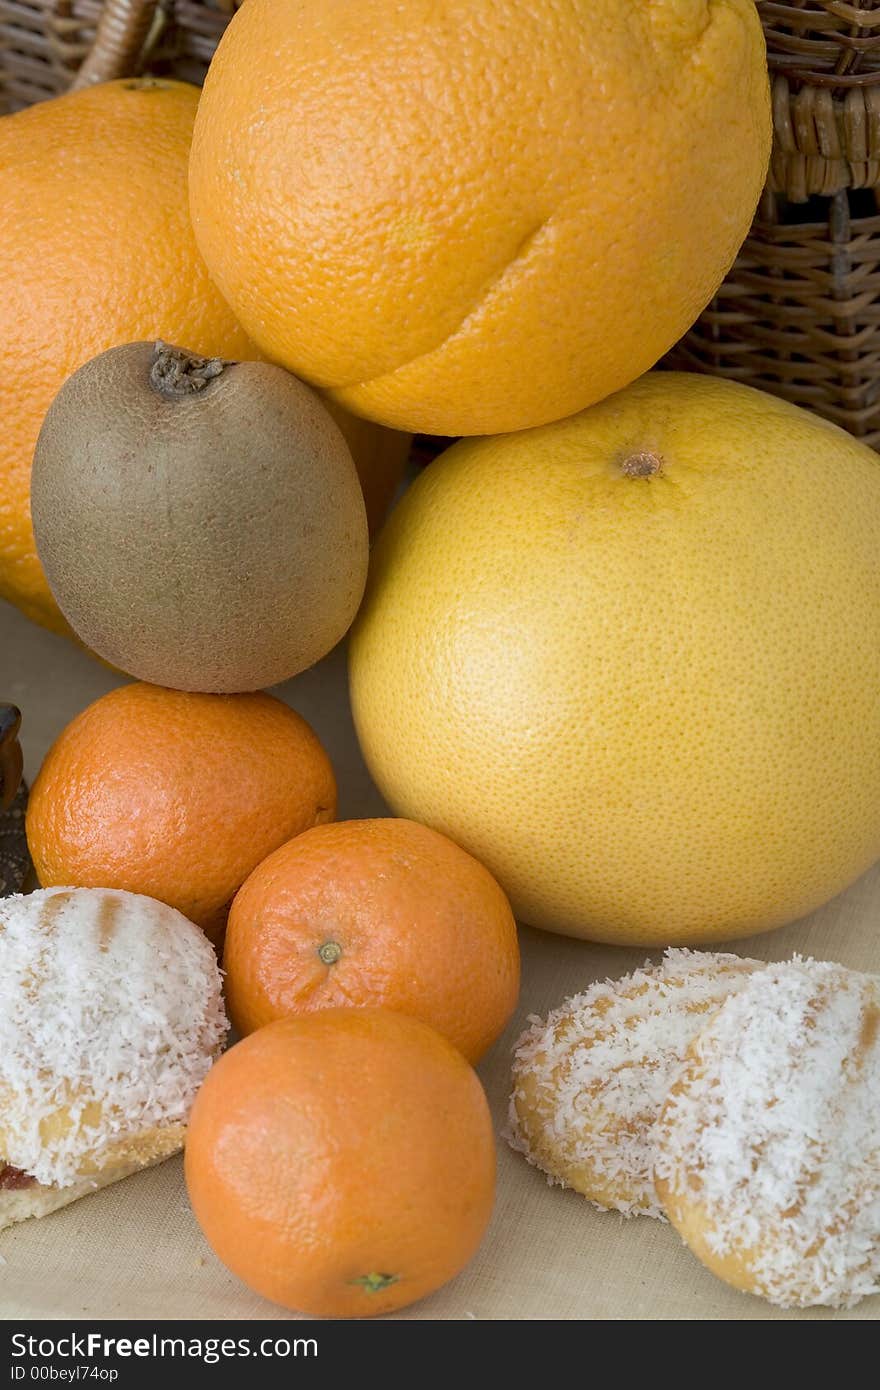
[26,683,336,941]
[185,1008,496,1317]
[189,0,770,436]
[224,817,520,1061]
[0,79,407,635]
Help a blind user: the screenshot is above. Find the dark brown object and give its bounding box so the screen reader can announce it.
[666,3,880,446]
[3,2,880,444]
[762,4,880,200]
[0,781,31,897]
[0,705,30,895]
[0,704,22,812]
[670,2,880,449]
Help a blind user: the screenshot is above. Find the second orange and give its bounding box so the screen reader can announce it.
[224,818,520,1063]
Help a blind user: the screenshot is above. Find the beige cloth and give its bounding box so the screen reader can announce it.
[1,601,878,1321]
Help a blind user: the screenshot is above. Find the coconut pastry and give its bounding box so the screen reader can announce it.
[655,958,880,1308]
[0,887,227,1229]
[508,949,762,1217]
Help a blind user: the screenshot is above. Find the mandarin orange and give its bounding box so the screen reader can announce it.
[225,817,520,1061]
[26,684,336,941]
[185,1008,496,1317]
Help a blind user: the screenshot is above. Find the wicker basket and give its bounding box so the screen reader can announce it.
[670,2,880,446]
[4,0,880,445]
[0,1,233,108]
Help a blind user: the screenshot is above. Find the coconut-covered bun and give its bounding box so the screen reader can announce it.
[0,887,227,1228]
[507,949,761,1217]
[654,958,880,1308]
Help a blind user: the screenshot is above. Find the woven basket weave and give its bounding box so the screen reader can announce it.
[667,1,880,447]
[0,1,233,107]
[764,2,880,200]
[4,0,880,444]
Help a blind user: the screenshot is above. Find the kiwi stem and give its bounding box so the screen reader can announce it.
[149,341,234,400]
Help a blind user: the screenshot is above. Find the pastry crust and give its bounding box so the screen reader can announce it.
[0,1123,186,1231]
[654,958,880,1308]
[507,949,760,1216]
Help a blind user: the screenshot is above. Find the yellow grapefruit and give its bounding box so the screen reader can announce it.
[350,374,880,944]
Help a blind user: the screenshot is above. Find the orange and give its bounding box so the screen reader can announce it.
[325,403,411,538]
[224,817,520,1062]
[26,683,336,941]
[185,1008,496,1317]
[189,0,770,436]
[0,79,252,635]
[350,373,880,945]
[0,78,407,635]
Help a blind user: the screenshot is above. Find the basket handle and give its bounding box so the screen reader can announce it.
[71,0,161,90]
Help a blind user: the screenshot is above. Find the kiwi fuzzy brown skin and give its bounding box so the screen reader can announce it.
[31,342,370,693]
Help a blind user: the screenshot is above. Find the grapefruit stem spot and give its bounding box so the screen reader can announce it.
[620,450,663,479]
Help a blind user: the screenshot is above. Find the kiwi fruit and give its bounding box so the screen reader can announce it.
[31,342,370,692]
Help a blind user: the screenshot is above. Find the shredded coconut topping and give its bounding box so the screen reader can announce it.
[654,958,880,1309]
[507,948,761,1217]
[0,888,227,1187]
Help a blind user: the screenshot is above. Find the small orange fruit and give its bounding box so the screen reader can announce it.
[185,1008,496,1317]
[26,683,336,941]
[224,817,520,1061]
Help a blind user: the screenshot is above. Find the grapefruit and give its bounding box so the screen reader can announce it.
[350,374,880,944]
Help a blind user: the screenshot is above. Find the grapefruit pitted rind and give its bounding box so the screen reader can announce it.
[189,0,770,435]
[350,373,880,944]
